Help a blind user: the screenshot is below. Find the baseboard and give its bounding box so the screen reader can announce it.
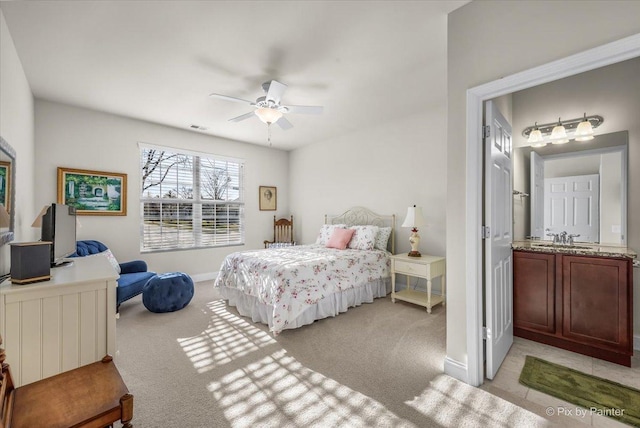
[191,272,218,283]
[634,334,640,351]
[444,356,468,383]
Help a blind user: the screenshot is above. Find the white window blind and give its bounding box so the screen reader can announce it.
[140,146,244,251]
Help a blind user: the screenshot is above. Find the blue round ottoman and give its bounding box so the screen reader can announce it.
[142,272,194,313]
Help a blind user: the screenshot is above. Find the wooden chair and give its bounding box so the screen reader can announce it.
[0,334,133,428]
[264,215,294,248]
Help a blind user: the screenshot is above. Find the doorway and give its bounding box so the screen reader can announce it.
[464,34,640,387]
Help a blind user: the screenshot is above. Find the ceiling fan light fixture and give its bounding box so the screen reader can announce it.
[255,107,283,124]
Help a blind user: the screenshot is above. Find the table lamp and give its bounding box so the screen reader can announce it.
[401,205,425,257]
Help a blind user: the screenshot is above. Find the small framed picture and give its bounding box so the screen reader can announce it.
[57,167,127,216]
[259,186,277,211]
[0,161,11,212]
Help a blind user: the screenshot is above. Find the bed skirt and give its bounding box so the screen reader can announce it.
[218,277,391,334]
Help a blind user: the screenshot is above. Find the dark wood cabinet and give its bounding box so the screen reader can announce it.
[514,250,633,366]
[514,252,557,334]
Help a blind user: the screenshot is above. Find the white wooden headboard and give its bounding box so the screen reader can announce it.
[325,206,396,254]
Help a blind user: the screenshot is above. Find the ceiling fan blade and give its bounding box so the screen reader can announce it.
[281,105,324,115]
[265,80,287,105]
[229,111,256,122]
[209,93,254,105]
[275,116,293,130]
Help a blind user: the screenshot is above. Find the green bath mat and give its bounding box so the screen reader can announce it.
[519,355,640,427]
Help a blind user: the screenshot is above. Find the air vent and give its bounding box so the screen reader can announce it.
[189,124,208,131]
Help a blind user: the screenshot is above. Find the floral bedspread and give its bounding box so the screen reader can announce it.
[214,244,390,333]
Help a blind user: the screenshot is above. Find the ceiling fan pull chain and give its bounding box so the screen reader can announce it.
[268,122,272,146]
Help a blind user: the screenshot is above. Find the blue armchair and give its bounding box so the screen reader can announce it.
[72,240,156,310]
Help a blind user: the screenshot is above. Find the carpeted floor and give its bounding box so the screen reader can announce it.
[114,282,549,427]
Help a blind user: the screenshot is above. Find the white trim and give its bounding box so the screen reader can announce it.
[464,33,640,387]
[444,356,468,383]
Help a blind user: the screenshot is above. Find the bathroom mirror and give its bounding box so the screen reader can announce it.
[513,131,627,245]
[0,136,15,245]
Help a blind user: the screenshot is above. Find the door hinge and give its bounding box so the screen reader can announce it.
[482,327,488,340]
[482,125,490,139]
[481,225,490,239]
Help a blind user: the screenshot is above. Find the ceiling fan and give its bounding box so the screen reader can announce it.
[209,80,323,130]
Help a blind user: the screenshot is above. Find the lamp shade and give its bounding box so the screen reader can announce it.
[401,205,425,229]
[550,118,569,145]
[527,129,544,146]
[527,122,545,146]
[31,205,50,228]
[0,204,9,228]
[255,108,283,124]
[574,115,594,141]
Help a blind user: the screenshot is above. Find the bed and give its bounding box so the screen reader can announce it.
[214,207,395,334]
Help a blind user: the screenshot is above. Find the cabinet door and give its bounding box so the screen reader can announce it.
[562,256,631,353]
[513,251,556,334]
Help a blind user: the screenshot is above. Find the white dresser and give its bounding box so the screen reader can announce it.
[0,256,118,386]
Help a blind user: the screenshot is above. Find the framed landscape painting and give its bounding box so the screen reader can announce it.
[0,161,11,212]
[57,167,127,216]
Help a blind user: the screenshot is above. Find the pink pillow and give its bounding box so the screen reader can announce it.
[325,228,355,250]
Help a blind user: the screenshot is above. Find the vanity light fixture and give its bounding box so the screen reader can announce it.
[522,113,603,147]
[550,118,569,145]
[574,113,595,141]
[527,122,545,146]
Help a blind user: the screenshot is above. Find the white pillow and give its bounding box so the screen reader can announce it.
[347,225,379,250]
[315,224,347,245]
[374,227,392,251]
[87,249,121,273]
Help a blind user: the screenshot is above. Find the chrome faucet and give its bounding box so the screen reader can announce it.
[559,231,568,244]
[546,231,560,244]
[567,234,580,245]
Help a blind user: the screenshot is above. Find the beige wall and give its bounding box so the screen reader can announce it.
[447,0,640,380]
[289,109,447,259]
[289,9,450,260]
[34,100,290,278]
[0,10,36,273]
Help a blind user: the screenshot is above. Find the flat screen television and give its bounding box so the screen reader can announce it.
[41,203,77,267]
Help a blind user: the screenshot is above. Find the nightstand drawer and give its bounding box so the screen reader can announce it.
[394,260,427,277]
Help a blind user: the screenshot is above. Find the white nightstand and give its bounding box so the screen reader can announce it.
[390,253,446,313]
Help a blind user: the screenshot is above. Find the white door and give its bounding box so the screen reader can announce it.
[544,174,600,242]
[530,152,545,239]
[484,101,513,380]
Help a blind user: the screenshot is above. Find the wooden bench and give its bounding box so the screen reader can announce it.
[0,335,133,428]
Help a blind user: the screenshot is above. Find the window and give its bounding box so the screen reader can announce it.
[140,145,244,251]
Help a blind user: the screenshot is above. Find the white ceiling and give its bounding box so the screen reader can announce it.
[1,1,467,150]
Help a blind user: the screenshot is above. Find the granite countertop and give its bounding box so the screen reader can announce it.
[512,240,637,259]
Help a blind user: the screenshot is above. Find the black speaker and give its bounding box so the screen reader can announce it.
[10,241,52,284]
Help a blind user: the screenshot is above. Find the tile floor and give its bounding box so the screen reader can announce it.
[481,337,639,427]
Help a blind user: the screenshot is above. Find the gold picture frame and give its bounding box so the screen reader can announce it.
[259,186,277,211]
[57,167,127,216]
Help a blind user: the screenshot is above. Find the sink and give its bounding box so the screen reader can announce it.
[531,244,592,250]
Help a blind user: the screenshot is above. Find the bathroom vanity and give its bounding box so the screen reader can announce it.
[512,241,636,366]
